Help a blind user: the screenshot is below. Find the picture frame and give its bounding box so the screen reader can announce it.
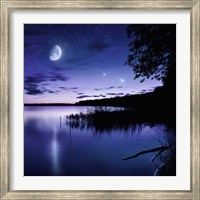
[0,0,199,199]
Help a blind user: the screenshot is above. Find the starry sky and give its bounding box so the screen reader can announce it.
[24,24,162,104]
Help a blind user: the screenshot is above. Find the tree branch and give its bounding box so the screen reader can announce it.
[122,144,175,161]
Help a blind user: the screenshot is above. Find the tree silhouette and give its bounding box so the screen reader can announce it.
[125,24,176,90]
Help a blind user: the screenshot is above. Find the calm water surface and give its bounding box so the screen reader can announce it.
[24,106,175,176]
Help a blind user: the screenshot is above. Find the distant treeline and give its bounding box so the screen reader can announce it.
[76,86,176,116]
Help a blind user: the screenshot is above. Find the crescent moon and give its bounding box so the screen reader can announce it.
[49,45,62,61]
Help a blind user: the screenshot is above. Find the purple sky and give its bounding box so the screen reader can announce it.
[24,24,162,104]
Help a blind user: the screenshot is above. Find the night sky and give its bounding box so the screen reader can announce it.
[24,24,162,104]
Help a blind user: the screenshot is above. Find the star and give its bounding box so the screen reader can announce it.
[119,78,124,83]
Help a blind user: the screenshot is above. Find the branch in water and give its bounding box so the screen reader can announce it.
[122,144,175,161]
[151,149,166,163]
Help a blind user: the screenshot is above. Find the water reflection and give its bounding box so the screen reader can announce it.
[50,127,60,175]
[24,106,175,176]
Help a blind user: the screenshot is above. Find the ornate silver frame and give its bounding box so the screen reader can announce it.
[0,0,199,199]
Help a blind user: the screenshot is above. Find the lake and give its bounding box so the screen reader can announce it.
[24,106,175,176]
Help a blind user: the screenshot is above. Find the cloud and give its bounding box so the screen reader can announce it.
[49,72,69,82]
[63,58,93,70]
[24,43,41,49]
[69,87,78,90]
[24,29,46,37]
[106,86,115,89]
[76,92,125,99]
[93,95,106,98]
[24,83,57,95]
[24,72,70,96]
[24,28,48,49]
[59,86,67,90]
[76,86,125,100]
[42,83,50,86]
[77,95,91,99]
[94,86,123,91]
[106,93,124,96]
[76,94,106,99]
[61,87,77,90]
[25,73,69,84]
[25,74,44,83]
[25,86,44,95]
[138,88,155,94]
[54,67,64,71]
[88,40,110,53]
[58,87,78,92]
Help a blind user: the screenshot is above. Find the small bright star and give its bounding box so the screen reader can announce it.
[119,78,124,83]
[102,72,106,77]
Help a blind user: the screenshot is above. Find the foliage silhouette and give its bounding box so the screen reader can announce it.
[125,24,176,91]
[66,107,176,175]
[76,87,176,121]
[66,106,174,133]
[122,135,176,176]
